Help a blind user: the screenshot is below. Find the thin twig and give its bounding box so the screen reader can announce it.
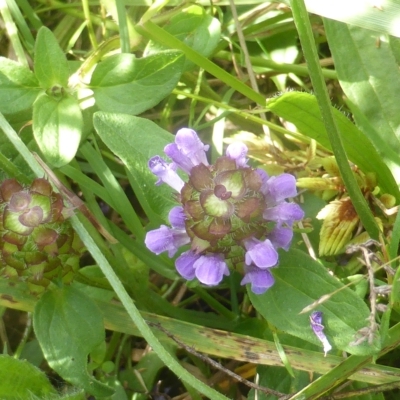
[147,321,290,398]
[346,240,380,345]
[321,380,400,399]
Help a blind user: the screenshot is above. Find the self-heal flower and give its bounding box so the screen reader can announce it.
[145,128,304,294]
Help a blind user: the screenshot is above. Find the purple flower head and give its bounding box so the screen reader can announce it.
[310,311,332,356]
[226,142,249,167]
[243,237,278,269]
[175,251,229,286]
[241,265,275,294]
[145,225,190,257]
[148,156,184,192]
[146,127,304,295]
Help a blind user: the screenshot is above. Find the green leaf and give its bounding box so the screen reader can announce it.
[324,20,400,151]
[34,26,70,89]
[145,5,221,71]
[32,92,83,167]
[0,355,56,398]
[90,50,185,115]
[301,0,400,38]
[93,111,177,221]
[33,285,114,398]
[324,20,400,184]
[0,57,41,115]
[267,91,400,201]
[248,249,381,356]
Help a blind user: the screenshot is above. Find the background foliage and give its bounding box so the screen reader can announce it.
[1,0,400,399]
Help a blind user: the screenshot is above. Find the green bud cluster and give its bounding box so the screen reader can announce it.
[0,178,84,293]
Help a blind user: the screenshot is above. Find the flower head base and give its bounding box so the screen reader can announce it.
[146,128,304,294]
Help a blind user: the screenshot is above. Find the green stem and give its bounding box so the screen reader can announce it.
[290,0,380,240]
[81,0,98,49]
[216,50,337,80]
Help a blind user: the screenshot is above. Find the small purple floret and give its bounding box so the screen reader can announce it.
[269,227,293,251]
[168,206,186,229]
[175,128,209,168]
[145,225,190,257]
[263,202,305,227]
[175,251,229,285]
[265,174,298,203]
[310,311,332,356]
[193,253,230,285]
[243,237,278,269]
[148,156,184,192]
[226,142,248,167]
[175,250,199,280]
[241,265,275,294]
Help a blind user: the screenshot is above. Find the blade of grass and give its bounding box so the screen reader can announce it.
[289,0,380,240]
[6,0,35,51]
[115,0,130,52]
[79,142,145,241]
[135,19,266,106]
[2,279,400,387]
[0,0,29,67]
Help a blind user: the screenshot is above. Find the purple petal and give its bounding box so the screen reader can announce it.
[269,227,293,251]
[226,142,248,167]
[310,311,332,356]
[243,237,278,269]
[168,206,186,229]
[148,156,185,192]
[164,143,194,174]
[175,128,209,167]
[145,225,190,257]
[263,202,304,227]
[266,174,298,203]
[175,250,199,280]
[193,253,229,285]
[241,265,275,294]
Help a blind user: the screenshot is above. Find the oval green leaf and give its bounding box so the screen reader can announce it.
[0,57,41,115]
[33,92,83,167]
[248,249,380,356]
[33,285,114,397]
[90,50,185,115]
[34,26,69,89]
